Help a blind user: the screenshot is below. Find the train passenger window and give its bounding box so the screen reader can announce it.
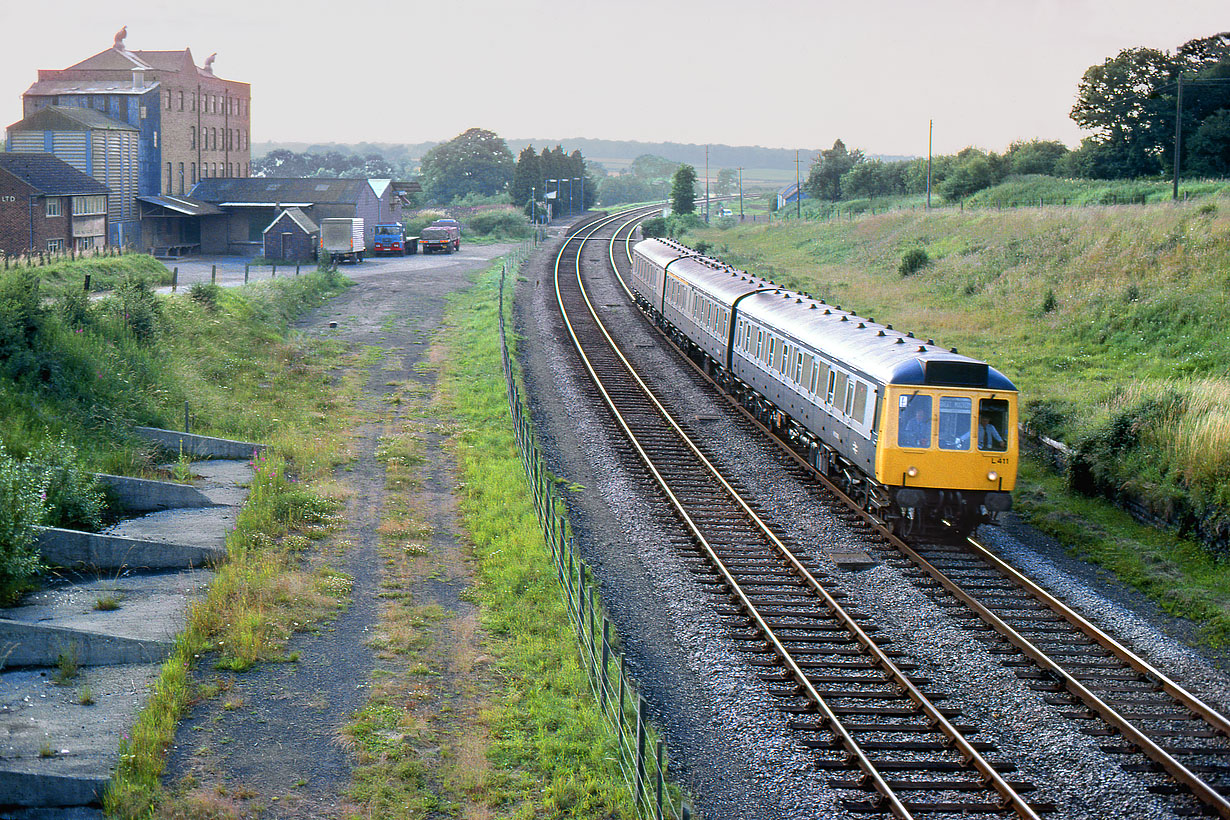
[938,396,973,450]
[897,394,932,448]
[834,372,848,409]
[795,352,804,382]
[844,380,856,416]
[978,398,1010,452]
[809,362,819,394]
[826,370,837,405]
[853,382,868,422]
[757,330,764,359]
[767,337,775,365]
[780,344,790,374]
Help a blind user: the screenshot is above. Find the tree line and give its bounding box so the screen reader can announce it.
[800,31,1229,204]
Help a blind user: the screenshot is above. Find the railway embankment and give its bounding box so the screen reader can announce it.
[690,195,1230,638]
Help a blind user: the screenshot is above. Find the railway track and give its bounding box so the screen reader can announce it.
[552,209,1049,818]
[579,211,1230,817]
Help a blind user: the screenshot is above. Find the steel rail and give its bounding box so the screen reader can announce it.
[556,215,1041,818]
[605,218,1230,817]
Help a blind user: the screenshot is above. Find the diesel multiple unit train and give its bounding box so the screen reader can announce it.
[628,237,1018,537]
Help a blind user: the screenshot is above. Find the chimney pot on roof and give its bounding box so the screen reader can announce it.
[114,25,127,50]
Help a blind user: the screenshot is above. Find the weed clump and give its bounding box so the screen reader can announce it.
[898,247,930,276]
[188,282,223,312]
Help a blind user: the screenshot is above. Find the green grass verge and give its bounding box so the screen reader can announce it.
[433,261,635,818]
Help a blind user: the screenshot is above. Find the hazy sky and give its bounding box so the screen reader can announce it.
[1,0,1225,156]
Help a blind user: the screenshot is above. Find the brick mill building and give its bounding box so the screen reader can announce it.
[11,27,251,249]
[0,153,110,256]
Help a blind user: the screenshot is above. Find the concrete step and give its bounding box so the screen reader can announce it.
[134,426,264,461]
[35,528,225,572]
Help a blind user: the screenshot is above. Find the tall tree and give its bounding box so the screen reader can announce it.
[804,140,863,201]
[419,127,514,203]
[511,145,541,207]
[670,164,697,215]
[715,168,737,197]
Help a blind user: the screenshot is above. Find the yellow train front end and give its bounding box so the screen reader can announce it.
[874,384,1018,535]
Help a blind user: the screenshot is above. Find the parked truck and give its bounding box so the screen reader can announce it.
[419,223,460,254]
[373,223,417,256]
[321,217,365,263]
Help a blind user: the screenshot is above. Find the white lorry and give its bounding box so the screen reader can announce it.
[320,217,366,264]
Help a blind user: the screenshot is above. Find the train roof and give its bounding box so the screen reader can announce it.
[633,238,1016,391]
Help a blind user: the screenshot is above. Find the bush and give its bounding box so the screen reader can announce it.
[0,442,47,604]
[466,210,531,239]
[105,276,163,342]
[898,248,930,276]
[640,217,667,238]
[188,282,223,312]
[28,434,105,531]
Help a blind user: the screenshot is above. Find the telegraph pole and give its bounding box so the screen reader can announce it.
[737,166,744,220]
[926,119,933,210]
[795,150,801,218]
[1173,75,1183,201]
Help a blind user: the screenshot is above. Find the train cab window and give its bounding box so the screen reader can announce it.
[978,398,1010,452]
[938,396,973,450]
[897,394,932,448]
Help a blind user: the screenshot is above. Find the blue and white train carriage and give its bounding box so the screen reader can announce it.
[629,237,1018,536]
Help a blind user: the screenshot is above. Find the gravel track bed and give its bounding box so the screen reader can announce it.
[515,224,1230,819]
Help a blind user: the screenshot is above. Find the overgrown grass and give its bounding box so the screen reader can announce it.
[690,195,1230,629]
[432,261,635,818]
[98,274,363,818]
[1,251,170,291]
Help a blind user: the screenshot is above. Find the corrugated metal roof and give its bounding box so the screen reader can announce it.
[136,194,223,216]
[8,105,138,134]
[0,153,110,195]
[192,177,371,205]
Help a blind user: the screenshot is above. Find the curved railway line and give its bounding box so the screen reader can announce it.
[542,206,1230,817]
[602,214,1230,817]
[553,209,1045,817]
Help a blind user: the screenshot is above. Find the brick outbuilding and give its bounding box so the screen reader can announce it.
[262,207,318,262]
[0,153,111,256]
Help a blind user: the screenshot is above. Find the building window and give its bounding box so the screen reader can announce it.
[72,195,107,215]
[178,163,185,195]
[191,162,197,185]
[153,130,159,148]
[212,162,218,177]
[139,105,147,119]
[178,90,184,111]
[45,198,63,217]
[46,238,64,252]
[166,90,172,109]
[76,236,98,252]
[211,127,217,150]
[189,126,195,149]
[167,162,173,193]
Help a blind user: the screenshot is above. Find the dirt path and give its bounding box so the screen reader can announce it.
[161,247,512,817]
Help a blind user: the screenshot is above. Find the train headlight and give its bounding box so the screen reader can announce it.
[907,466,918,477]
[987,471,999,482]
